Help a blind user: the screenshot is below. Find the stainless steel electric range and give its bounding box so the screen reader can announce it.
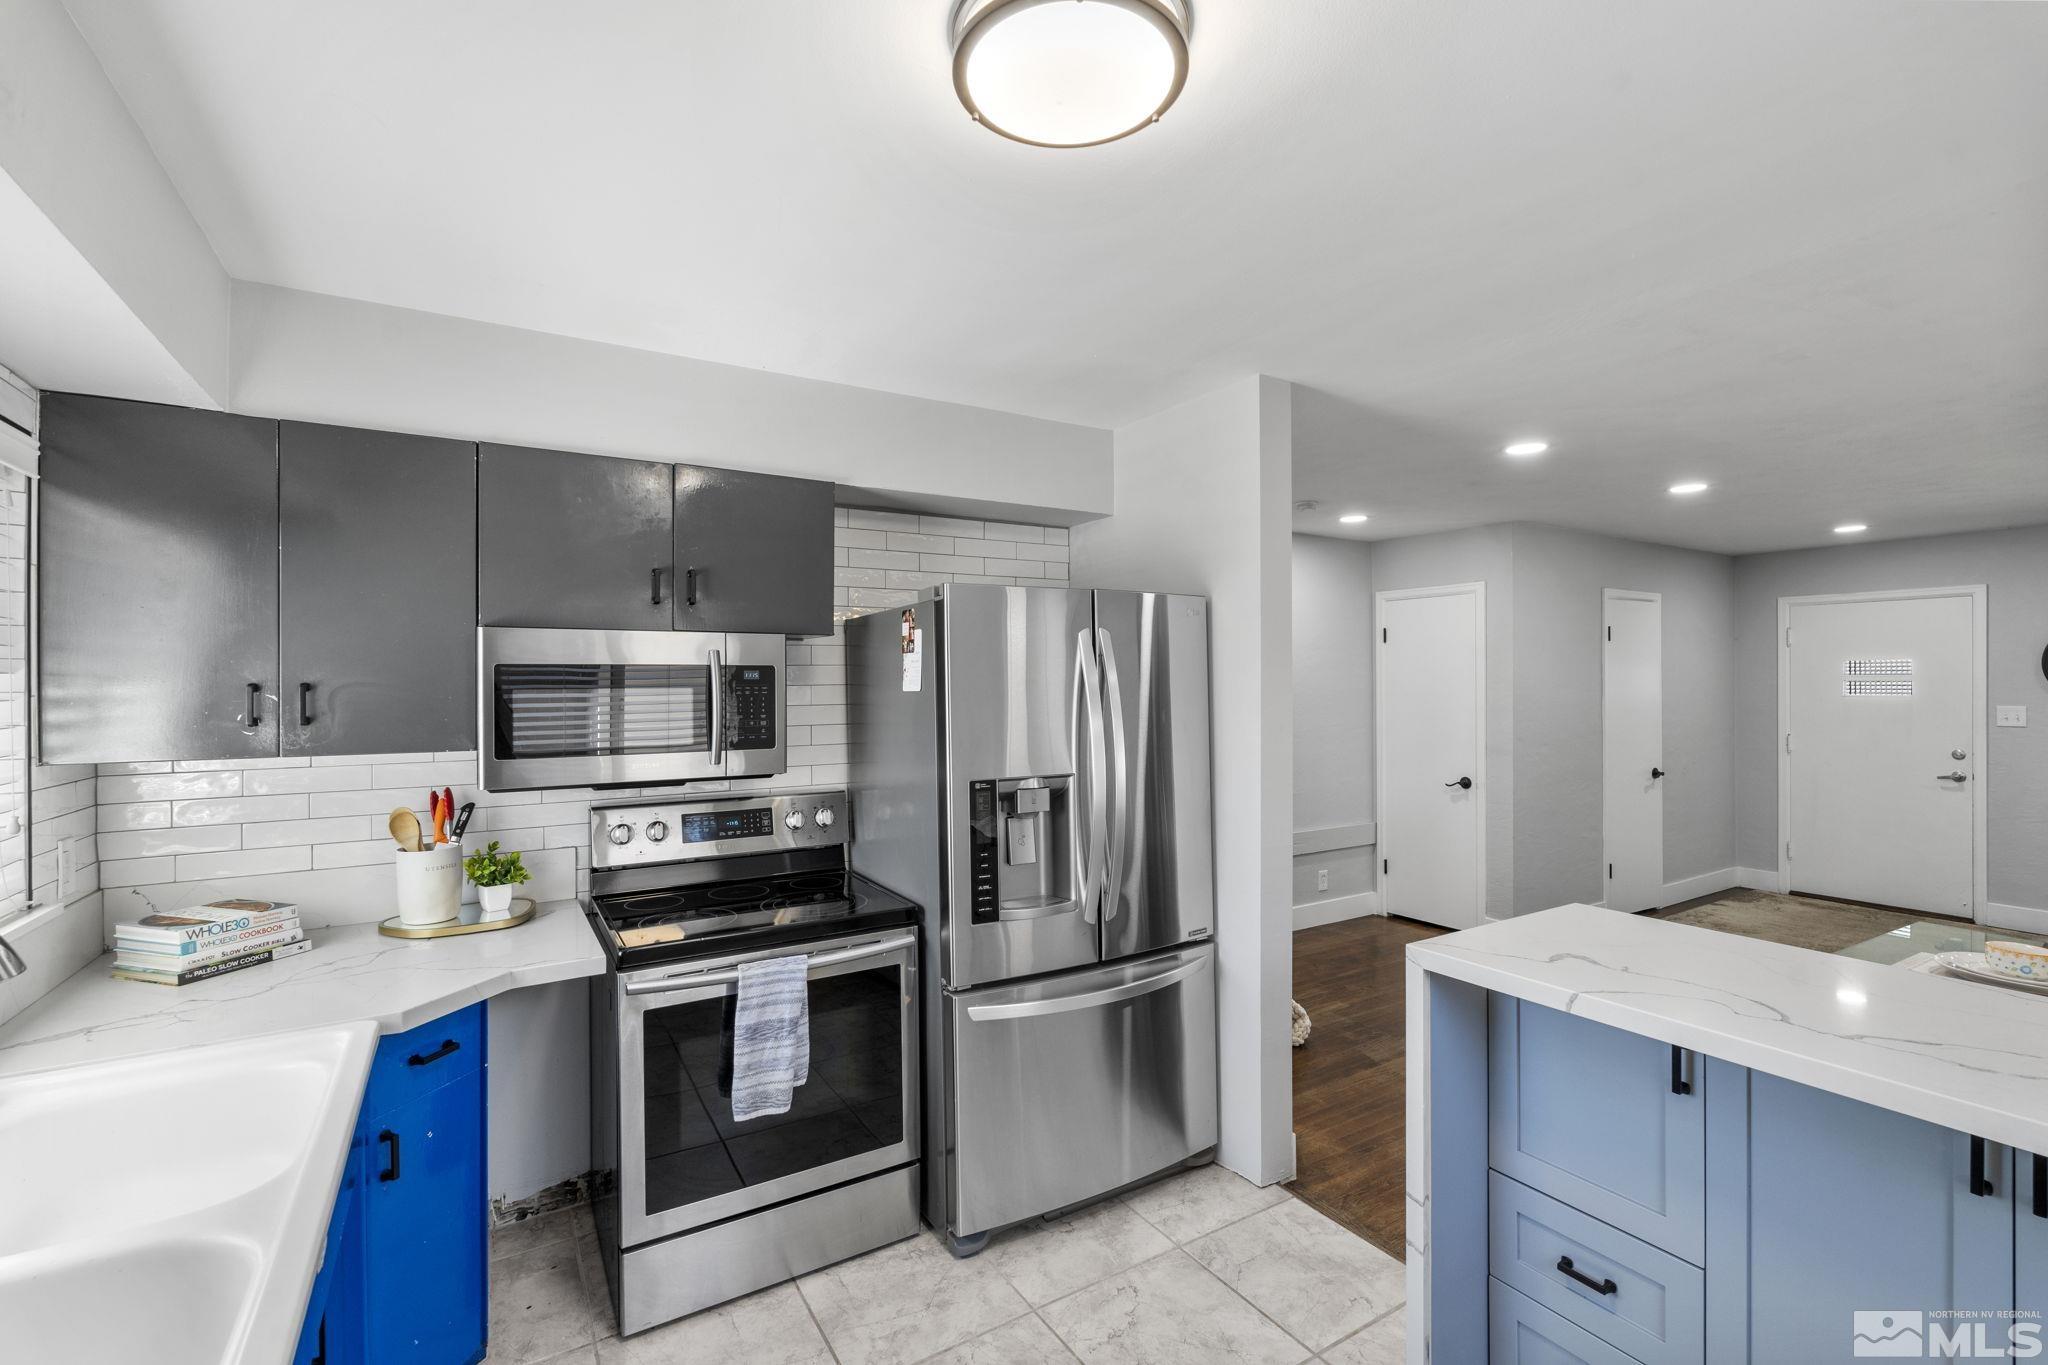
[583,790,921,1335]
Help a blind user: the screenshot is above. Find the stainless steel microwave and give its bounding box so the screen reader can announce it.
[478,627,786,792]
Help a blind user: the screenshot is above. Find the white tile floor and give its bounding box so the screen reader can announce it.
[485,1165,1407,1365]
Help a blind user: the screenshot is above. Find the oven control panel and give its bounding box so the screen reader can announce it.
[590,790,847,869]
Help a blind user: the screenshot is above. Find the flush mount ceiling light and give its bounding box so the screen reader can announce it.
[1502,440,1549,458]
[1834,523,1869,535]
[1668,481,1709,496]
[951,0,1192,148]
[1339,513,1369,524]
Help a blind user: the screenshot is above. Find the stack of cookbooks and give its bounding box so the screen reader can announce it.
[110,899,308,986]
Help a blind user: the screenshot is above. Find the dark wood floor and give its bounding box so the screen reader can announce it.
[1288,913,1445,1258]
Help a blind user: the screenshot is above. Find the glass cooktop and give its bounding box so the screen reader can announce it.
[592,869,918,967]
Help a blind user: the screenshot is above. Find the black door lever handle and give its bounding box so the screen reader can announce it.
[1444,776,1473,790]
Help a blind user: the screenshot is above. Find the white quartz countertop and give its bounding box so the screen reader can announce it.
[1410,903,2048,1155]
[0,899,605,1080]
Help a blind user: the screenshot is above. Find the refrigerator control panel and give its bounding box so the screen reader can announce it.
[969,781,999,922]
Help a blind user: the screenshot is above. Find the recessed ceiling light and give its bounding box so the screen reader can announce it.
[1338,513,1368,524]
[1667,482,1709,496]
[1834,523,1869,535]
[952,0,1191,149]
[1503,440,1549,458]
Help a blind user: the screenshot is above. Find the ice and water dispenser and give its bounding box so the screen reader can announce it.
[967,777,1076,924]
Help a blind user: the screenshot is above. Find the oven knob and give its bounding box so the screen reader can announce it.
[644,820,669,843]
[783,808,806,830]
[607,822,634,846]
[813,806,836,829]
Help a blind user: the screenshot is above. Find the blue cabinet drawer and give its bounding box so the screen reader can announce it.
[1491,1278,1646,1365]
[363,1003,484,1119]
[1489,996,1705,1261]
[1490,1172,1702,1365]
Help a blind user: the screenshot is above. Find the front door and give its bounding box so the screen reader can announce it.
[1377,584,1485,929]
[1784,591,1979,917]
[1602,590,1664,914]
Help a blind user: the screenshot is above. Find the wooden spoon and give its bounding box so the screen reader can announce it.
[388,807,423,852]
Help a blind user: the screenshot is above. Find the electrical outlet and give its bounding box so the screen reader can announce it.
[1316,868,1329,892]
[1996,705,2027,728]
[56,836,77,899]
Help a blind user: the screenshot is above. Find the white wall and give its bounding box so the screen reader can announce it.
[1509,524,1738,913]
[0,0,229,404]
[1292,535,1376,923]
[230,283,1112,526]
[1733,524,2048,917]
[1072,375,1294,1186]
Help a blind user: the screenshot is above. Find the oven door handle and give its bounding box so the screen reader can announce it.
[622,932,916,996]
[707,647,726,766]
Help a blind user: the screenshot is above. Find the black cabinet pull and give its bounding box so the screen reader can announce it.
[684,567,699,608]
[651,567,667,605]
[243,681,262,732]
[407,1038,460,1067]
[1670,1045,1693,1096]
[1556,1256,1617,1296]
[2034,1153,2046,1219]
[378,1128,401,1183]
[298,682,314,727]
[1969,1136,1994,1197]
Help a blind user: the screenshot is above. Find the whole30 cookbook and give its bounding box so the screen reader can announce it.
[111,899,307,986]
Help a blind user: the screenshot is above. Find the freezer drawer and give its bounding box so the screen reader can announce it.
[947,942,1217,1237]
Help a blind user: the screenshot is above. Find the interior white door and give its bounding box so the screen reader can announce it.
[1603,591,1664,913]
[1377,585,1484,929]
[1785,594,1976,917]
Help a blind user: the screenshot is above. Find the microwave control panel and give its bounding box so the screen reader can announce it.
[727,666,777,751]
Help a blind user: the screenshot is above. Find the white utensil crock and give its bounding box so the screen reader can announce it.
[394,845,463,926]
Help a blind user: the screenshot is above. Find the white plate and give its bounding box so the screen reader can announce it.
[1932,951,2048,995]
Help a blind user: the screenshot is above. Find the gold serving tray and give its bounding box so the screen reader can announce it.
[378,898,537,939]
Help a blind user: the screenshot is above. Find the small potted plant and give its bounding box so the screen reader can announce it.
[463,840,531,919]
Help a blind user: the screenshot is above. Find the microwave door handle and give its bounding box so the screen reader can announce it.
[1096,627,1130,924]
[707,648,726,766]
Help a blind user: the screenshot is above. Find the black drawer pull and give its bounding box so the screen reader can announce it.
[378,1128,401,1183]
[407,1038,460,1067]
[1556,1255,1617,1296]
[2034,1153,2046,1219]
[1670,1045,1692,1096]
[1970,1136,1994,1197]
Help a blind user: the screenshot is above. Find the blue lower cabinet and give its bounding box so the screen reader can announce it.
[2021,1152,2048,1335]
[1738,1071,2013,1361]
[1489,1278,1644,1365]
[300,1003,489,1365]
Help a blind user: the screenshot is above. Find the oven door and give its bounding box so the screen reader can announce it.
[615,928,919,1248]
[480,627,785,790]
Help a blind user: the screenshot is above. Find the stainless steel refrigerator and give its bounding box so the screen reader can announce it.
[848,584,1218,1255]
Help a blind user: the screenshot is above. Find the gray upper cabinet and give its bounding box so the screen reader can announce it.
[280,422,477,757]
[39,394,280,763]
[477,443,675,631]
[673,464,834,637]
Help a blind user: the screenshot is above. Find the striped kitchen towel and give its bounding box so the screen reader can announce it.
[730,953,811,1122]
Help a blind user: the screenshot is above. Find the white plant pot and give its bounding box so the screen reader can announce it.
[477,883,515,918]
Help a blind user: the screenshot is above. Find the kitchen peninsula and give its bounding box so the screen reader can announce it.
[1407,904,2048,1364]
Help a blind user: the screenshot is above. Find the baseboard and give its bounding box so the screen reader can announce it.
[1292,892,1379,931]
[1735,866,1782,893]
[1983,902,2048,935]
[1660,868,1744,906]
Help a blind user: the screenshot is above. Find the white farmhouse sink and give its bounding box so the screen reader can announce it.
[0,1022,377,1365]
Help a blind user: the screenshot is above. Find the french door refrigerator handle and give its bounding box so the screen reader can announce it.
[1096,627,1131,923]
[1076,630,1109,924]
[707,647,726,765]
[964,950,1209,1022]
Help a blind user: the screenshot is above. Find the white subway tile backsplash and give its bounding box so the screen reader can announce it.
[78,513,1066,939]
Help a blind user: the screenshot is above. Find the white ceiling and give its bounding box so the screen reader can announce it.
[57,0,2048,554]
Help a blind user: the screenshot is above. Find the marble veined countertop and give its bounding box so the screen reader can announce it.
[0,899,604,1079]
[1410,903,2048,1155]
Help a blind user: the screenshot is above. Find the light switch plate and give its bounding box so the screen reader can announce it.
[1996,705,2027,728]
